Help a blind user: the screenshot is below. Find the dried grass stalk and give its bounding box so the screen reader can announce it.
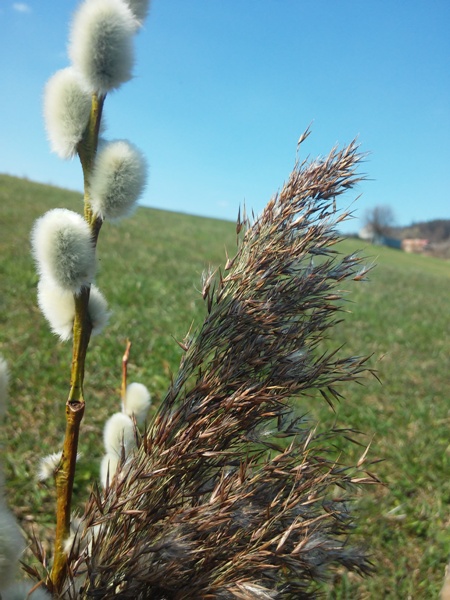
[38,136,378,599]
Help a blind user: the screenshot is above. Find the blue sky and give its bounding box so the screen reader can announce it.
[1,1,449,233]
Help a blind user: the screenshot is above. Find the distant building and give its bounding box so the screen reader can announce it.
[402,238,429,253]
[358,226,402,249]
[358,225,374,241]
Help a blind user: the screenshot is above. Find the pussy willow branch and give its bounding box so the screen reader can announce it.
[78,93,105,226]
[50,93,104,594]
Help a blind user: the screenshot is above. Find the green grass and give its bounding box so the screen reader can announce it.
[1,174,449,597]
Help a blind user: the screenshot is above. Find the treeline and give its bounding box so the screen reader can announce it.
[390,219,450,243]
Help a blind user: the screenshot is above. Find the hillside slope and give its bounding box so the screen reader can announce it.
[0,174,449,597]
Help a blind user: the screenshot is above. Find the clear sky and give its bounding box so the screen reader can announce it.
[1,1,449,233]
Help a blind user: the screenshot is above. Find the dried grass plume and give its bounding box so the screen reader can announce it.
[40,135,382,599]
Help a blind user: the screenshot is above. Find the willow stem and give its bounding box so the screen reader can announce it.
[50,403,85,592]
[49,92,104,595]
[78,93,105,227]
[50,290,92,592]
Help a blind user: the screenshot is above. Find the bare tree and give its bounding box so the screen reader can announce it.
[364,205,395,237]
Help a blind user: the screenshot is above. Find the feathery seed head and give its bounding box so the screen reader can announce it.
[123,382,151,425]
[69,0,136,94]
[89,140,147,220]
[70,138,377,598]
[103,412,136,457]
[0,356,9,418]
[43,67,92,159]
[31,209,96,294]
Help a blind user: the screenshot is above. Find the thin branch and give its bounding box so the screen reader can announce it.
[121,339,132,409]
[49,92,104,595]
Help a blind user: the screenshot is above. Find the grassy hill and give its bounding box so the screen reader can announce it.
[1,174,449,598]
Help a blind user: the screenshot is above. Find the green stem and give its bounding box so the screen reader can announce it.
[78,93,105,228]
[49,93,105,595]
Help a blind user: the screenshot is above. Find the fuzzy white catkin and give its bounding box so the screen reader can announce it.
[37,279,110,340]
[37,451,82,483]
[37,451,63,482]
[123,0,151,23]
[1,581,52,600]
[0,503,25,589]
[123,382,151,426]
[103,412,136,457]
[43,67,92,159]
[31,209,96,294]
[88,284,111,335]
[37,279,75,341]
[0,356,9,418]
[100,452,120,488]
[69,0,136,94]
[89,140,147,220]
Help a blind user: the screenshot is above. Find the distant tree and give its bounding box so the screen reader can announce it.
[364,205,395,237]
